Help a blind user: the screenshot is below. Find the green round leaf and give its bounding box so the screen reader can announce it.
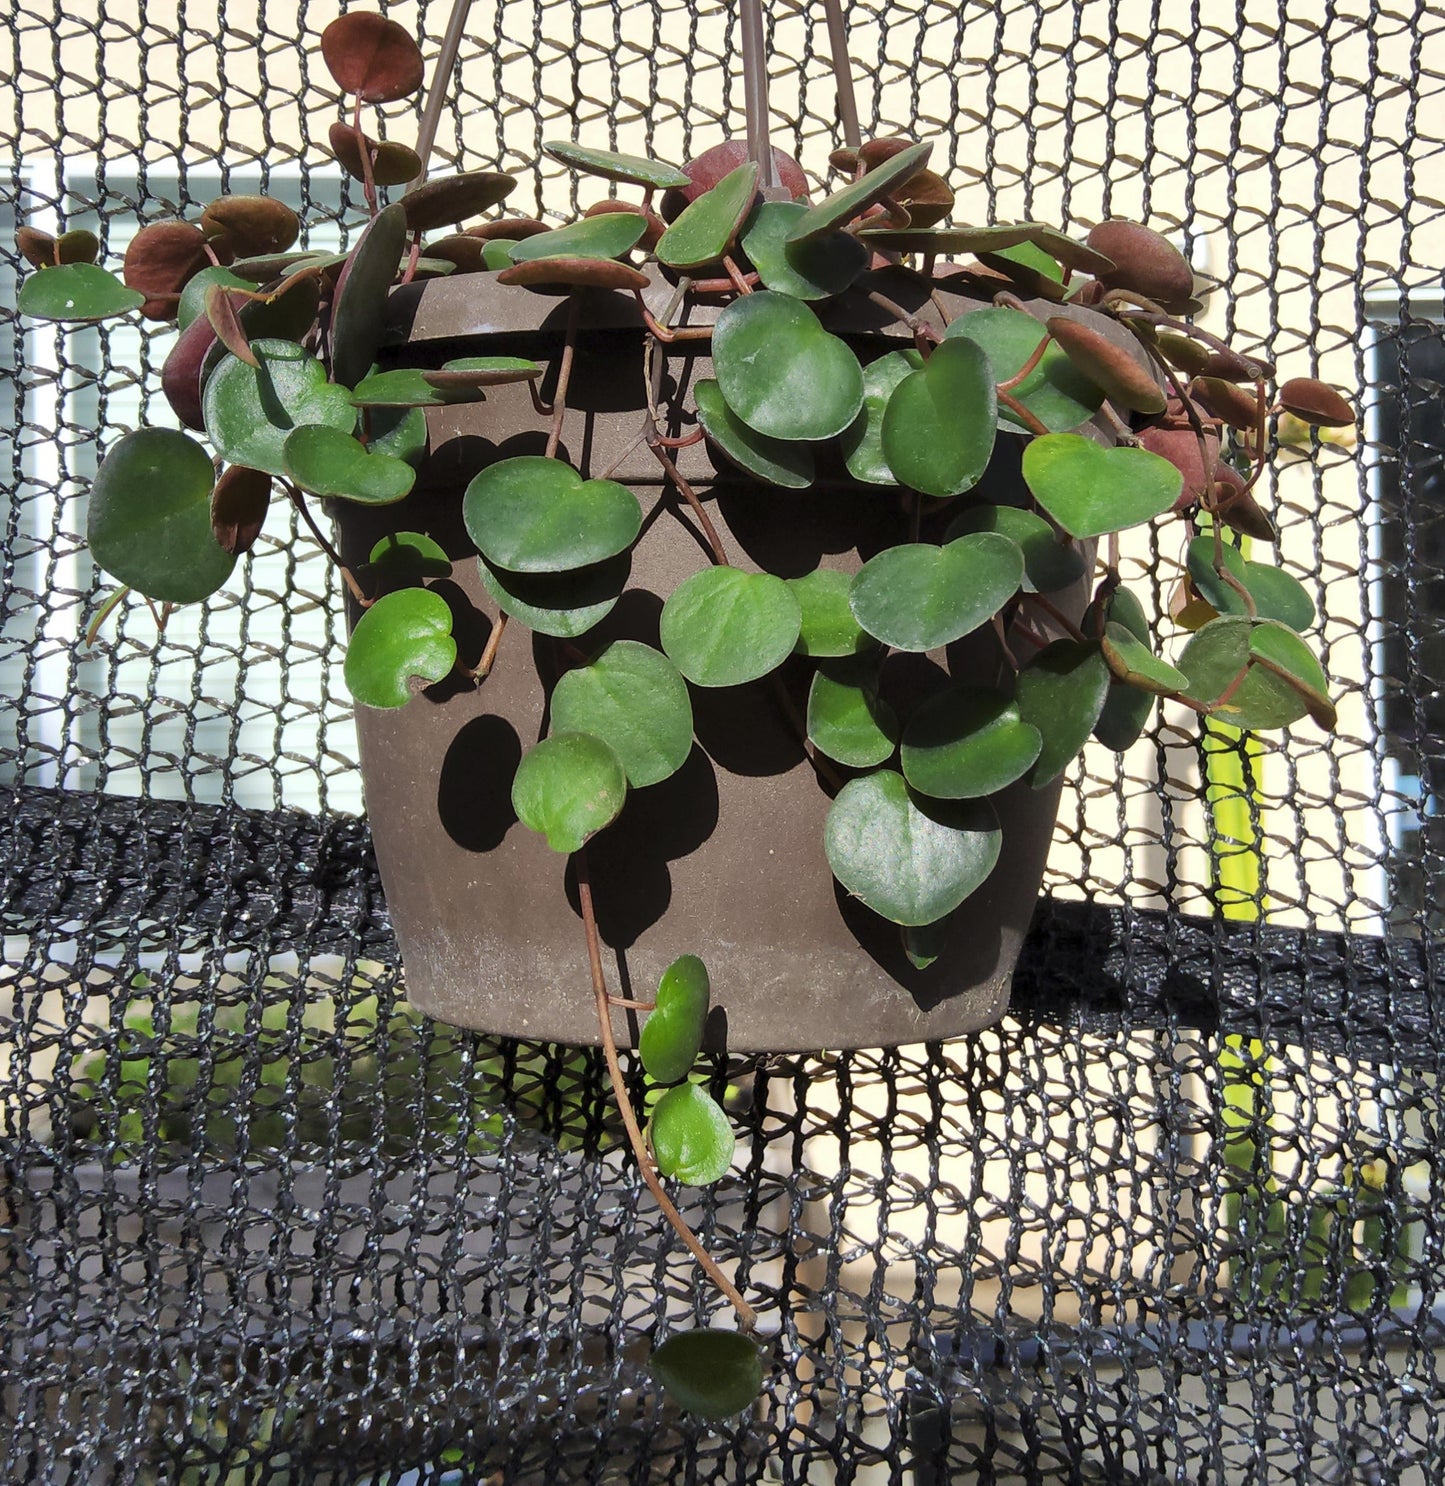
[1022,434,1183,539]
[282,425,415,505]
[693,379,814,489]
[807,659,899,768]
[849,535,1024,652]
[178,264,254,331]
[786,140,932,242]
[367,531,452,588]
[18,263,145,323]
[507,212,647,264]
[651,1330,764,1421]
[639,954,711,1085]
[543,139,691,189]
[656,161,759,270]
[463,455,642,573]
[203,338,356,478]
[840,350,923,486]
[511,732,628,853]
[981,239,1063,283]
[1101,622,1189,695]
[1178,616,1334,731]
[659,567,802,687]
[88,427,234,604]
[343,586,457,709]
[350,368,490,408]
[881,337,998,498]
[740,199,868,301]
[712,291,864,442]
[1186,534,1251,616]
[945,504,1085,594]
[330,202,408,389]
[650,1082,735,1185]
[1014,639,1112,786]
[483,239,518,270]
[787,568,871,657]
[1248,620,1335,728]
[900,687,1043,799]
[1243,559,1316,632]
[549,640,693,788]
[824,770,1002,926]
[1088,585,1156,751]
[902,915,952,970]
[478,552,630,638]
[945,307,1103,433]
[367,404,429,467]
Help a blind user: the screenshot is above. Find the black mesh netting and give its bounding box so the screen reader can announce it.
[3,1,1445,1480]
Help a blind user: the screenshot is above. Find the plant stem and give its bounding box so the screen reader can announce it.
[82,585,131,650]
[410,0,476,189]
[547,298,581,460]
[353,99,378,217]
[1019,590,1087,644]
[649,444,729,566]
[576,846,757,1332]
[997,330,1052,393]
[284,482,367,604]
[997,389,1050,437]
[470,610,508,679]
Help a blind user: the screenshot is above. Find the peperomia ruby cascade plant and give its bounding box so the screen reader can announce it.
[12,10,1356,1421]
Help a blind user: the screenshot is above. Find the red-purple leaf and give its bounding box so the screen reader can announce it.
[1278,377,1355,428]
[211,465,272,555]
[161,313,219,430]
[201,195,301,258]
[1085,219,1194,311]
[205,285,260,368]
[327,121,423,187]
[319,12,426,102]
[123,221,213,321]
[399,171,518,232]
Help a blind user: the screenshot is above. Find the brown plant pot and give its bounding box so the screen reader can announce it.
[332,269,1113,1052]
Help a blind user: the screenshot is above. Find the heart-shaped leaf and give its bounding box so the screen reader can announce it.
[900,687,1043,799]
[1014,638,1111,786]
[1242,559,1315,632]
[330,202,409,389]
[508,212,647,263]
[479,552,630,638]
[511,732,628,853]
[367,531,451,589]
[88,427,235,604]
[639,954,711,1085]
[1185,534,1316,632]
[543,139,691,189]
[693,379,813,488]
[200,195,300,259]
[483,238,519,270]
[655,161,759,270]
[740,200,868,301]
[320,11,426,101]
[1022,434,1182,538]
[16,226,58,268]
[824,770,1002,925]
[210,465,272,556]
[1247,620,1335,728]
[977,241,1066,298]
[660,567,802,687]
[787,140,932,242]
[945,504,1085,594]
[283,425,415,505]
[1101,622,1189,694]
[463,456,642,574]
[203,338,357,477]
[787,568,871,657]
[18,263,144,323]
[1278,377,1355,428]
[328,123,424,187]
[549,640,694,788]
[400,172,518,233]
[1088,586,1157,750]
[1185,533,1251,616]
[1178,616,1334,731]
[343,586,457,708]
[849,535,1023,652]
[368,404,429,467]
[945,308,1103,434]
[807,658,899,767]
[650,1083,735,1185]
[712,291,863,441]
[651,1330,764,1421]
[881,337,998,497]
[840,350,923,485]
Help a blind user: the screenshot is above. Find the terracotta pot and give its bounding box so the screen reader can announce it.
[332,270,1112,1052]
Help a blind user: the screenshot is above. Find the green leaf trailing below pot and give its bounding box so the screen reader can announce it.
[693,379,814,489]
[1177,615,1336,731]
[806,657,900,768]
[848,535,1024,653]
[463,455,642,574]
[659,567,802,687]
[881,336,998,498]
[1014,638,1112,787]
[548,640,693,788]
[511,731,628,853]
[739,199,869,301]
[944,503,1086,595]
[283,425,416,504]
[1022,433,1183,539]
[639,954,711,1086]
[787,568,871,658]
[651,1330,764,1422]
[711,291,864,442]
[478,552,631,639]
[840,349,924,486]
[650,1082,735,1185]
[900,687,1043,799]
[88,427,236,604]
[203,338,357,478]
[824,770,1002,926]
[343,586,458,708]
